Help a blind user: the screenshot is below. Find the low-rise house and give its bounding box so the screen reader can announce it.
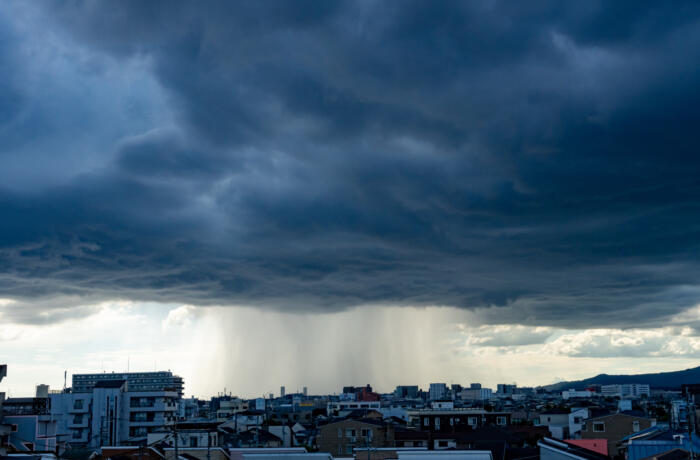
[539,437,609,460]
[620,427,700,460]
[237,428,283,448]
[317,418,395,456]
[148,421,220,448]
[581,413,656,456]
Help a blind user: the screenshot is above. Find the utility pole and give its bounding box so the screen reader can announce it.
[207,428,212,460]
[174,425,179,460]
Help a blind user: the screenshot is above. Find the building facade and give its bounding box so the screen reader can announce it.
[51,377,180,448]
[72,371,184,397]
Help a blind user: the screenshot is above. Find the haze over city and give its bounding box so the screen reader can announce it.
[3,1,700,400]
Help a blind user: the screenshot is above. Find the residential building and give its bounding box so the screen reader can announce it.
[147,421,219,448]
[413,409,511,433]
[539,437,608,460]
[562,389,594,400]
[327,400,381,417]
[2,392,57,452]
[317,418,395,456]
[600,384,650,398]
[581,413,655,456]
[72,371,184,397]
[568,408,590,439]
[50,377,180,448]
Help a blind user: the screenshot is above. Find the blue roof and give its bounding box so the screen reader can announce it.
[628,436,700,460]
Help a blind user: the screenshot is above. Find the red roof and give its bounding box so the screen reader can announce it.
[566,439,608,456]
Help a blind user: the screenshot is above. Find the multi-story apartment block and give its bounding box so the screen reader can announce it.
[327,400,381,417]
[72,371,184,396]
[600,384,650,398]
[411,409,511,432]
[51,375,180,448]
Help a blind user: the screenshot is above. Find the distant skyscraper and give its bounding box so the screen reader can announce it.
[429,383,447,400]
[281,386,286,397]
[303,386,308,397]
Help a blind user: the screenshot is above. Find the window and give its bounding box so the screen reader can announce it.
[438,441,448,448]
[449,418,454,426]
[468,417,478,427]
[361,428,372,439]
[593,422,605,432]
[496,416,507,426]
[424,418,429,427]
[73,415,83,424]
[435,417,440,428]
[73,400,83,410]
[633,421,640,432]
[346,446,353,454]
[574,417,583,424]
[346,429,356,437]
[190,437,198,447]
[338,428,342,438]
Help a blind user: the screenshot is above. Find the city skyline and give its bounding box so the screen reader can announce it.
[3,2,700,399]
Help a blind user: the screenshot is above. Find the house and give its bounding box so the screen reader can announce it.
[2,395,57,452]
[237,428,283,448]
[620,427,700,460]
[316,418,395,456]
[539,437,609,460]
[147,421,220,448]
[581,413,656,456]
[394,428,430,448]
[413,410,511,433]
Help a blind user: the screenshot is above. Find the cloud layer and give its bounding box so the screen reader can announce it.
[2,1,700,330]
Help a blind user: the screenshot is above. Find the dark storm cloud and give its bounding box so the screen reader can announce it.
[2,0,700,329]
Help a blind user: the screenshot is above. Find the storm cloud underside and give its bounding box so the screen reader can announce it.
[2,1,700,330]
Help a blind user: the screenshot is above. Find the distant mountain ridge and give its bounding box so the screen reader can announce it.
[542,365,700,391]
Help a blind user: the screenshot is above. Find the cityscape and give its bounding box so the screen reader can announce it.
[3,2,700,460]
[1,365,700,460]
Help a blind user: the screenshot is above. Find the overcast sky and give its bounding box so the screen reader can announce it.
[3,1,700,398]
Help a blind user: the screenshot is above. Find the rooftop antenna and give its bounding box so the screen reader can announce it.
[63,370,67,390]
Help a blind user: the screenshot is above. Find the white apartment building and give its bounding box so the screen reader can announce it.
[51,378,179,447]
[600,384,650,398]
